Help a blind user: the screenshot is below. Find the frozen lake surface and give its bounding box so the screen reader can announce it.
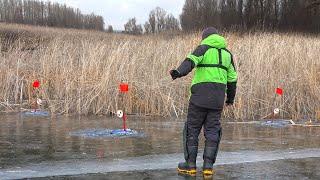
[0,114,320,179]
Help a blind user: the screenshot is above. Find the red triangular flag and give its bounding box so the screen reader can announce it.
[276,88,283,96]
[119,83,129,93]
[33,80,40,88]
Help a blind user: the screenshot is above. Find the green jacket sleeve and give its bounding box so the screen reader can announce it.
[186,45,209,66]
[227,55,238,83]
[226,54,237,104]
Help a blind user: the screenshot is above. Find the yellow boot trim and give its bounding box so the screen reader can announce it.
[203,169,215,176]
[177,168,197,175]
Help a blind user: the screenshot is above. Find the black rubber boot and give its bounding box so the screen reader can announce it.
[202,146,218,176]
[177,146,198,176]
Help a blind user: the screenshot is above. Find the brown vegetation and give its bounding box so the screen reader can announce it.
[0,23,319,120]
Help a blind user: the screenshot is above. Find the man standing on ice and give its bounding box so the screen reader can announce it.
[170,27,238,177]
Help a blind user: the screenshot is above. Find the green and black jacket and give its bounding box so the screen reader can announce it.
[177,34,238,109]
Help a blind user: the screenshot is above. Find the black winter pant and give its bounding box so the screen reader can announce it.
[184,102,222,148]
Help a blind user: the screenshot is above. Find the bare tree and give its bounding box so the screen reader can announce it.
[164,14,180,31]
[107,25,113,33]
[148,10,156,33]
[144,21,152,34]
[148,7,167,33]
[180,0,220,30]
[124,18,143,35]
[146,7,180,33]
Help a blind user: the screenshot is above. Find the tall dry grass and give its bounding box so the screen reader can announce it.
[0,23,319,120]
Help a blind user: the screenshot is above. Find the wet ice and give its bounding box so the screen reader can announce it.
[1,114,320,179]
[70,128,144,138]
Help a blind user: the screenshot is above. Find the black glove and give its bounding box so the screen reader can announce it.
[170,70,181,80]
[226,82,237,106]
[225,100,234,106]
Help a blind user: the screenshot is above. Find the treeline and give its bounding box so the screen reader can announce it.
[1,0,318,33]
[125,0,320,34]
[0,0,104,30]
[180,0,320,32]
[124,7,180,34]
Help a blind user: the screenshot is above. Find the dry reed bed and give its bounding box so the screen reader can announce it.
[0,25,319,120]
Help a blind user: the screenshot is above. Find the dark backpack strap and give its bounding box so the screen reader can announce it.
[222,48,236,71]
[218,49,223,65]
[197,46,228,71]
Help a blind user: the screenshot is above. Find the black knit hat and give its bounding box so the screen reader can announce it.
[202,27,219,40]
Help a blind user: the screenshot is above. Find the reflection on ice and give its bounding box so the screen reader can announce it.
[70,128,144,138]
[260,119,292,128]
[1,148,320,179]
[22,110,50,117]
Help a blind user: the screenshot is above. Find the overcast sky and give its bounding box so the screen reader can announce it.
[51,0,185,30]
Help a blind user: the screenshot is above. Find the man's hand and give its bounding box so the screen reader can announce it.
[170,70,181,80]
[225,103,233,107]
[225,100,234,107]
[226,82,237,107]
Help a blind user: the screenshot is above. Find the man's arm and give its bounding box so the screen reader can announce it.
[170,45,209,80]
[175,59,194,77]
[226,53,238,105]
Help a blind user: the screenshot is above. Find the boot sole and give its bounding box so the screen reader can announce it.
[177,168,197,175]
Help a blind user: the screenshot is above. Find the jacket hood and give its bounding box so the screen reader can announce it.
[201,34,227,49]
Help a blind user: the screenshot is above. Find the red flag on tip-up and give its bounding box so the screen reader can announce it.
[119,83,129,93]
[33,80,40,88]
[276,88,283,96]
